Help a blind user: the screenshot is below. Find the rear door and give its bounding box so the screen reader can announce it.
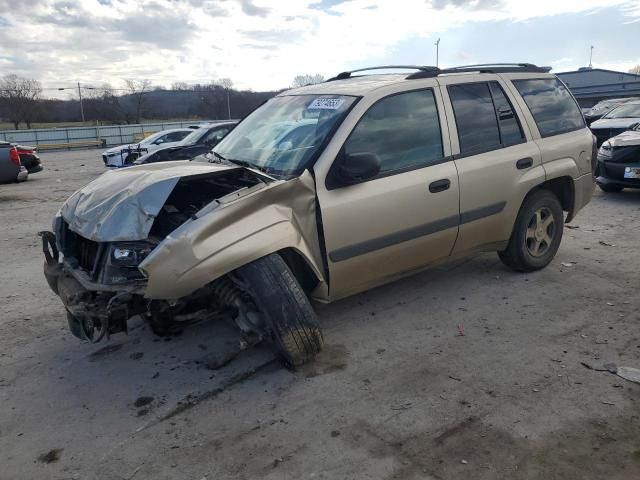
[315,87,460,300]
[437,76,545,254]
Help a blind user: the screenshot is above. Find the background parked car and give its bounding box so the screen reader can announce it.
[102,128,197,167]
[596,123,640,192]
[133,122,237,165]
[13,144,42,174]
[0,142,27,183]
[590,99,640,147]
[584,97,638,126]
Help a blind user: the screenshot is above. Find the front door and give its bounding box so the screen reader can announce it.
[316,88,460,300]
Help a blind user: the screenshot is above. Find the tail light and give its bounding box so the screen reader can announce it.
[9,147,21,167]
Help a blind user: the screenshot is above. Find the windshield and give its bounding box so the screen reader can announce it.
[213,94,357,177]
[604,103,640,119]
[179,127,207,146]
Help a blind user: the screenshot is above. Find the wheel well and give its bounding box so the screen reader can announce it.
[535,176,574,215]
[278,248,320,294]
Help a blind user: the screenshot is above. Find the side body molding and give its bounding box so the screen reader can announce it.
[140,170,327,300]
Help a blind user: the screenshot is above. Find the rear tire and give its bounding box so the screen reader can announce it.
[598,183,623,193]
[498,190,564,272]
[236,254,323,368]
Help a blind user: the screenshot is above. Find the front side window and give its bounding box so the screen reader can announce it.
[344,89,444,175]
[214,95,357,177]
[512,78,585,137]
[448,82,501,155]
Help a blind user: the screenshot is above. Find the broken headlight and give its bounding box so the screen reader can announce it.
[110,243,155,267]
[101,242,156,284]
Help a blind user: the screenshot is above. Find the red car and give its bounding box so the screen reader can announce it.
[13,144,43,174]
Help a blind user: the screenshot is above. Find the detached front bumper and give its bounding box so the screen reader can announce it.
[40,231,147,342]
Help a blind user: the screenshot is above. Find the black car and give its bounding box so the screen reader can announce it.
[595,124,640,192]
[134,122,237,165]
[584,97,638,126]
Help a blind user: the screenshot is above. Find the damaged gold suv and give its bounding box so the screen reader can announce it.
[42,64,595,367]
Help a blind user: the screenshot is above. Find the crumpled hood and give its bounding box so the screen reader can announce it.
[602,129,640,148]
[61,161,237,242]
[590,117,640,130]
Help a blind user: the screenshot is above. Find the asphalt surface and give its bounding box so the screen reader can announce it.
[0,149,639,480]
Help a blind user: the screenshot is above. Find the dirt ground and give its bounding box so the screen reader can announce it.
[0,150,639,480]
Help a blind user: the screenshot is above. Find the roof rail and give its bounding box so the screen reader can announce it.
[326,65,439,81]
[326,63,552,82]
[407,63,552,79]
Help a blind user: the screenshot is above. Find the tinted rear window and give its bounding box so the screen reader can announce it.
[448,82,501,156]
[512,78,585,137]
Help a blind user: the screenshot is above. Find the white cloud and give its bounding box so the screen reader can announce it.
[0,0,638,96]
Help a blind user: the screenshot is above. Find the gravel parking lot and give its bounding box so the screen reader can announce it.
[1,149,639,480]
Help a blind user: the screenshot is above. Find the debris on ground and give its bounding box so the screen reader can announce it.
[561,262,576,267]
[616,367,640,384]
[457,324,465,336]
[133,396,154,408]
[37,448,63,463]
[205,349,241,370]
[599,241,616,247]
[565,225,580,229]
[581,362,640,384]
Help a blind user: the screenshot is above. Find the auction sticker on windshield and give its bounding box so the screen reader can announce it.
[308,98,345,110]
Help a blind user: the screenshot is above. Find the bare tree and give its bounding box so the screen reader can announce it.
[215,78,233,119]
[629,65,640,75]
[125,79,151,123]
[171,81,189,91]
[0,74,43,129]
[291,74,325,88]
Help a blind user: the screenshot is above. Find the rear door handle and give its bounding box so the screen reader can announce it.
[429,179,451,193]
[516,157,533,169]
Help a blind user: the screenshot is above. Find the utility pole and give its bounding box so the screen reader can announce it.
[77,81,85,123]
[589,45,594,68]
[226,88,231,120]
[435,38,441,68]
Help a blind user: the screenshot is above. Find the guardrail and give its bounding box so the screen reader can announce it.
[0,120,234,149]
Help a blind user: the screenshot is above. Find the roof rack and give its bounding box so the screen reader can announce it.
[326,63,552,81]
[326,65,439,81]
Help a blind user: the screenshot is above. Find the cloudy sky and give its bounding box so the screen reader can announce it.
[0,0,639,97]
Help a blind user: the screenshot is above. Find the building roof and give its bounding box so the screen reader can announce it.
[556,68,640,99]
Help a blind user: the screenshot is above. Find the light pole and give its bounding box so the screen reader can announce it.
[58,83,94,123]
[589,45,594,68]
[435,38,441,68]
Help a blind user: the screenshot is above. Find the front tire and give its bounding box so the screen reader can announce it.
[498,190,564,272]
[236,254,323,368]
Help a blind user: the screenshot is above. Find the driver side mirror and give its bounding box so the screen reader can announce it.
[334,151,381,186]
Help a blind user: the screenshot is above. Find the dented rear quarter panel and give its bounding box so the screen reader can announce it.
[140,170,327,301]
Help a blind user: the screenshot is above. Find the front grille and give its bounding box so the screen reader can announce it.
[75,235,100,272]
[60,220,103,277]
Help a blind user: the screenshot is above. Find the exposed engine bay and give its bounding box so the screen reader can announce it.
[42,165,273,343]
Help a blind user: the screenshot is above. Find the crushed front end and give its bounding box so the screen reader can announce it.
[41,217,152,342]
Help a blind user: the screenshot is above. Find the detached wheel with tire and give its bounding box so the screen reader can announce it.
[598,183,623,193]
[498,190,564,272]
[236,253,323,368]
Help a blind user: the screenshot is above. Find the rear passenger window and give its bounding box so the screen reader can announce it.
[344,89,444,174]
[448,83,501,156]
[448,82,525,156]
[489,82,525,147]
[512,78,585,137]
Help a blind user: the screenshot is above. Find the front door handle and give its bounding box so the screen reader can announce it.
[429,178,451,193]
[516,157,534,169]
